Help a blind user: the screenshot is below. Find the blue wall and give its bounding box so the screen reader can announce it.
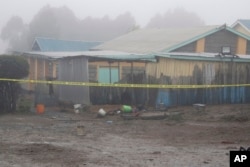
[156,86,249,107]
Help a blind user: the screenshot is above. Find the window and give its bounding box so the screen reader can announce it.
[98,67,119,83]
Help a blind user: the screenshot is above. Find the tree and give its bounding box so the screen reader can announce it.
[29,5,60,41]
[1,16,29,51]
[1,5,138,52]
[147,7,205,28]
[79,12,137,41]
[0,55,29,112]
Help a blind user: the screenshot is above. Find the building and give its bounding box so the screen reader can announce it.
[26,37,148,87]
[146,25,250,80]
[94,25,219,54]
[23,51,154,105]
[147,25,250,106]
[21,24,250,106]
[95,25,250,106]
[23,38,102,90]
[95,25,250,55]
[19,38,102,105]
[231,19,250,36]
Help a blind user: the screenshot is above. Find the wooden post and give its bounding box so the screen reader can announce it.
[131,62,135,105]
[109,61,112,103]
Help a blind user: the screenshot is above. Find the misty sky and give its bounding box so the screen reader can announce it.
[1,0,250,53]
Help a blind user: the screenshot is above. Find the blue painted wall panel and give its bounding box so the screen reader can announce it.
[156,86,247,107]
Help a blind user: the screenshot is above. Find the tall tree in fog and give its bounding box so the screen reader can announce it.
[29,6,136,41]
[29,5,81,40]
[1,16,29,51]
[80,12,136,41]
[147,8,205,28]
[1,5,137,51]
[29,5,61,39]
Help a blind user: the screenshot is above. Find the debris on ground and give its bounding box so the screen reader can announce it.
[0,104,250,166]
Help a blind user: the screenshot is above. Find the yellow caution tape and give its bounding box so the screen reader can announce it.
[0,78,249,89]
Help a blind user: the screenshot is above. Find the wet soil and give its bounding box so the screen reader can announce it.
[0,104,249,167]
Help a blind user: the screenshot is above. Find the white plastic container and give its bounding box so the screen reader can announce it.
[98,108,106,117]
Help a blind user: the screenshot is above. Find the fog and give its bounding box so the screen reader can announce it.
[1,0,250,53]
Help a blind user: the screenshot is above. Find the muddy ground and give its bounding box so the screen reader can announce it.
[0,104,250,167]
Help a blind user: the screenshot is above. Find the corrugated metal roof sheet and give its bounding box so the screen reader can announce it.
[157,52,250,62]
[164,25,250,52]
[95,25,250,54]
[236,19,250,30]
[94,25,219,54]
[24,50,156,62]
[23,50,250,63]
[32,37,102,52]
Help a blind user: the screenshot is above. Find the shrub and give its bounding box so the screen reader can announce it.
[0,55,29,112]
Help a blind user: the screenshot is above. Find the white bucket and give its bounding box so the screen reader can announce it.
[98,108,106,117]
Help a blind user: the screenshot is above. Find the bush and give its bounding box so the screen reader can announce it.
[0,55,29,78]
[0,55,29,112]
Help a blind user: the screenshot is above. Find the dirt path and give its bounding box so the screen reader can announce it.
[0,104,249,167]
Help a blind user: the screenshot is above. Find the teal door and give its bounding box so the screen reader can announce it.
[98,67,119,83]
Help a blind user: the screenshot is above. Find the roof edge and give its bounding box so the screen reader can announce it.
[163,25,250,53]
[157,52,250,62]
[163,25,223,52]
[231,20,250,32]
